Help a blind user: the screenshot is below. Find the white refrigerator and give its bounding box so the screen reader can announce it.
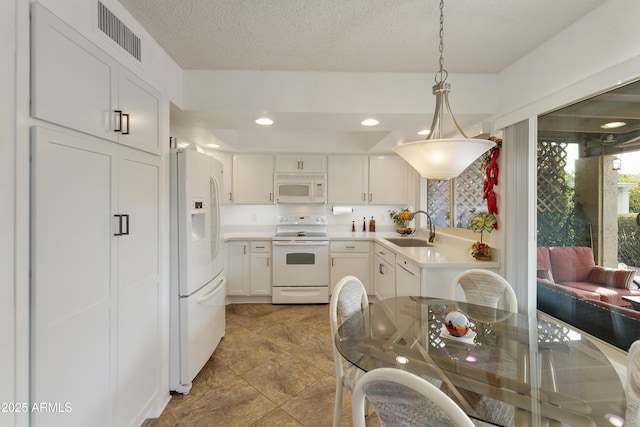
[170,148,226,394]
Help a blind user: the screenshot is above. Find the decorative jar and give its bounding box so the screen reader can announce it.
[471,241,491,261]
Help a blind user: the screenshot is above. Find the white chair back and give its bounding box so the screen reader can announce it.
[329,275,369,427]
[352,367,475,427]
[450,269,518,313]
[627,340,640,427]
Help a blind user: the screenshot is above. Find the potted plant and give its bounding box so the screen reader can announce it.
[468,210,496,260]
[389,208,413,235]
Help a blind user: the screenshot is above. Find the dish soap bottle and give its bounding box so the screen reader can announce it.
[369,216,376,232]
[362,217,366,232]
[351,220,355,232]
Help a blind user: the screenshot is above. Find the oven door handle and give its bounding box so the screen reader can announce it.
[272,240,329,246]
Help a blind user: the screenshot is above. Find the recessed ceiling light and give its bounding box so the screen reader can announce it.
[361,119,379,126]
[601,121,626,129]
[417,129,431,136]
[207,143,220,148]
[255,117,274,126]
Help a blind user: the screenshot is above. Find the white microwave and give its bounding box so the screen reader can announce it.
[274,173,327,203]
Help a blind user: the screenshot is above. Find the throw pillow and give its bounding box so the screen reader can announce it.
[536,269,555,283]
[589,266,636,289]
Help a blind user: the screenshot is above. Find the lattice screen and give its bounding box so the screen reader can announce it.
[537,140,572,246]
[454,157,486,228]
[537,140,568,216]
[425,179,450,228]
[423,157,485,229]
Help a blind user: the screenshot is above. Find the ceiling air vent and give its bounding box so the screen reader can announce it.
[98,1,141,61]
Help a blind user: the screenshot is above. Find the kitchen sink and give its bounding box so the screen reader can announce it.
[384,238,435,247]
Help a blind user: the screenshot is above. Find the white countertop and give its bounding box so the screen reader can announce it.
[224,230,500,269]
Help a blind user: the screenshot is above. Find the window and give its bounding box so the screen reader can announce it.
[536,79,640,351]
[421,156,486,230]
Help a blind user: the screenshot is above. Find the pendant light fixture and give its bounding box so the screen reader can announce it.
[393,0,495,180]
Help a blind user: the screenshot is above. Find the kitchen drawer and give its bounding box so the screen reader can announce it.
[331,240,370,253]
[374,243,395,265]
[250,241,271,253]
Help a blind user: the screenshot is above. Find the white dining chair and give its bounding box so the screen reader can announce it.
[330,275,369,427]
[626,340,640,427]
[450,269,518,313]
[352,367,475,427]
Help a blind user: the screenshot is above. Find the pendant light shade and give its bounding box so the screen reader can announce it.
[394,137,496,180]
[393,0,494,180]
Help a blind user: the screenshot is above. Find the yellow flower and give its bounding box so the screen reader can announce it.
[389,208,412,222]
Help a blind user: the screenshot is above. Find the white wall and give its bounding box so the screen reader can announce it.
[0,1,17,426]
[494,0,640,129]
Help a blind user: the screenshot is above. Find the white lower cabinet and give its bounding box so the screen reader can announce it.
[330,241,371,294]
[31,127,161,427]
[226,240,272,296]
[395,256,421,297]
[373,244,396,300]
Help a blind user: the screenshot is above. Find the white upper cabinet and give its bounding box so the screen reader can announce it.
[276,154,326,173]
[328,154,410,205]
[232,154,274,204]
[116,68,161,154]
[369,155,410,204]
[328,155,369,204]
[31,4,161,155]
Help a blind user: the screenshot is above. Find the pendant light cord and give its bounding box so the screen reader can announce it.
[435,0,448,84]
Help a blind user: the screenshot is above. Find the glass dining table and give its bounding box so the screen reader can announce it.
[334,296,626,427]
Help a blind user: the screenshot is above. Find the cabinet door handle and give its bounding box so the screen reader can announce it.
[255,245,265,249]
[122,214,130,235]
[243,245,247,255]
[267,257,270,267]
[114,214,123,236]
[114,214,129,236]
[114,110,123,132]
[269,192,273,201]
[362,193,366,201]
[228,192,232,201]
[297,160,301,170]
[369,193,373,202]
[301,160,304,169]
[346,245,355,249]
[331,258,334,267]
[379,263,384,275]
[121,113,130,135]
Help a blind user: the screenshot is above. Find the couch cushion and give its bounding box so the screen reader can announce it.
[589,266,636,289]
[548,246,595,283]
[537,247,552,271]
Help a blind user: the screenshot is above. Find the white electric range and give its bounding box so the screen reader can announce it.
[272,215,329,304]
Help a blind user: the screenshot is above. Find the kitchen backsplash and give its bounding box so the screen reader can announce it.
[223,204,410,233]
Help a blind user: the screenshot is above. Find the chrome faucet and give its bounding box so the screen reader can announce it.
[408,210,436,243]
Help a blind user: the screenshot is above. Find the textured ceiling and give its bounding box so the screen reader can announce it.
[118,0,612,152]
[119,0,605,73]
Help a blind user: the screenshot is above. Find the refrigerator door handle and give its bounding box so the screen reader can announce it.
[210,176,221,261]
[197,277,226,303]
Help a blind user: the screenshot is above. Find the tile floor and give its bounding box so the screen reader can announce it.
[143,303,380,427]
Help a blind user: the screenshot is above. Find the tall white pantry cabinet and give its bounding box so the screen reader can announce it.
[30,4,162,427]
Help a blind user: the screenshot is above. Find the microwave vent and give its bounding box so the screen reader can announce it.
[274,173,326,181]
[97,1,141,61]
